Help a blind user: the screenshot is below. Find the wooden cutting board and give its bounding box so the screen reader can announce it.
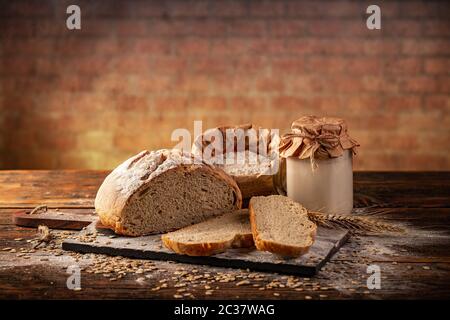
[13,209,349,276]
[13,209,97,230]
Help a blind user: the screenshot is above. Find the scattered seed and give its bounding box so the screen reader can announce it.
[236,280,250,286]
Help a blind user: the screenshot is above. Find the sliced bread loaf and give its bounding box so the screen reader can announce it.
[249,195,317,257]
[95,149,242,236]
[161,210,253,256]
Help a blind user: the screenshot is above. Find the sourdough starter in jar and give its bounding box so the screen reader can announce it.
[278,116,359,215]
[286,150,353,214]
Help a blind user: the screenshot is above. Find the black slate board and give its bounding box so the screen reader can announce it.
[62,224,349,276]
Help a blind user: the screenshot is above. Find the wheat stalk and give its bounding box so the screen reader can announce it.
[29,205,48,215]
[33,225,53,249]
[307,211,405,235]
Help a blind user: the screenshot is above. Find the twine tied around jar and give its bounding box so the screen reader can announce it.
[279,116,359,170]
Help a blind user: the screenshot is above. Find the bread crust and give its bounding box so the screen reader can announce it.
[95,149,242,236]
[192,124,278,199]
[162,233,254,256]
[161,209,253,256]
[249,198,317,257]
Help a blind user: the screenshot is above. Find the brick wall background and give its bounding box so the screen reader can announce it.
[0,0,449,170]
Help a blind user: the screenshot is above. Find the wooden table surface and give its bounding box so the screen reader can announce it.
[0,170,449,299]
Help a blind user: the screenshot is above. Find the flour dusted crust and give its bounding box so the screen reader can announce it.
[95,149,242,236]
[192,124,279,199]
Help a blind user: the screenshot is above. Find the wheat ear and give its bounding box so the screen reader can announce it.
[307,211,405,235]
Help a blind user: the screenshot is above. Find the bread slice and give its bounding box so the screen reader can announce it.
[95,149,242,236]
[162,210,253,256]
[191,124,279,199]
[249,195,317,257]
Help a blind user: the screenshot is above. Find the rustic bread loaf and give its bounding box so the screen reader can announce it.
[249,195,317,257]
[95,149,242,236]
[161,209,253,256]
[191,124,279,199]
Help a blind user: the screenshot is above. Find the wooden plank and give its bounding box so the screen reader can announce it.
[0,208,95,225]
[354,172,450,208]
[13,209,96,230]
[0,255,448,299]
[351,207,450,232]
[62,225,349,276]
[4,207,450,228]
[0,170,108,208]
[0,171,449,209]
